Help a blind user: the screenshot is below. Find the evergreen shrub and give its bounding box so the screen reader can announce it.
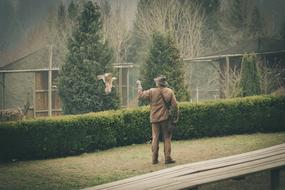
[141,32,189,102]
[0,95,284,161]
[239,53,261,97]
[58,1,119,114]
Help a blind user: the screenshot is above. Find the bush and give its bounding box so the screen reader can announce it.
[176,96,285,139]
[0,95,284,161]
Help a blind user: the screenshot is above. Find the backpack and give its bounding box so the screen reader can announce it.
[160,90,180,127]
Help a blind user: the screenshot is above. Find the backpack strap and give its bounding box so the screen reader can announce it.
[160,89,170,109]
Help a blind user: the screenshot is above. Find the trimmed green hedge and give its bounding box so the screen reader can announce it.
[0,95,284,161]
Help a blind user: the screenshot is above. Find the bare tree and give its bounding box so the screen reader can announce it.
[222,64,242,98]
[257,57,285,94]
[135,0,205,58]
[98,0,132,62]
[210,60,242,98]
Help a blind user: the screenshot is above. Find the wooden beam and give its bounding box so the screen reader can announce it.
[33,72,36,117]
[119,67,123,106]
[271,168,280,190]
[183,49,285,62]
[48,45,53,117]
[225,56,230,98]
[127,67,130,107]
[2,73,5,109]
[35,109,62,113]
[0,68,60,73]
[113,65,134,68]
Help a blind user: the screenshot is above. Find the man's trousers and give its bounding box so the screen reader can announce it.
[151,120,173,162]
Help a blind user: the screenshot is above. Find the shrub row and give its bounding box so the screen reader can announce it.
[0,95,284,161]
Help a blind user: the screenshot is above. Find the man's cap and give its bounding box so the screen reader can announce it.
[154,75,168,86]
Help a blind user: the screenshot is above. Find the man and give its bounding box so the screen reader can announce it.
[137,75,178,164]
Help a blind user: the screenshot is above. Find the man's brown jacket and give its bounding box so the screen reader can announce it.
[138,87,178,123]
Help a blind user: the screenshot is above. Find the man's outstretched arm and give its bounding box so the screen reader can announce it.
[136,80,151,100]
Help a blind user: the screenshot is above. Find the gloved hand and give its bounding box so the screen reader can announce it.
[136,80,142,91]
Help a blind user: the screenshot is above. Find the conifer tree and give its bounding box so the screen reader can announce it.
[239,53,261,97]
[248,6,263,38]
[57,2,66,29]
[68,1,78,19]
[58,1,119,114]
[68,1,78,22]
[141,32,189,102]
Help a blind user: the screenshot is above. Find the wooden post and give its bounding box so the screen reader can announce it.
[48,45,53,116]
[33,72,36,117]
[2,73,5,109]
[127,67,130,107]
[196,86,199,103]
[271,168,280,190]
[225,56,230,98]
[119,66,123,106]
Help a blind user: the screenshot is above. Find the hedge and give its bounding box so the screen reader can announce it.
[0,95,284,161]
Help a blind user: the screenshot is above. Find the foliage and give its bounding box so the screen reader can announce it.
[67,1,79,21]
[58,1,119,114]
[141,32,189,102]
[248,6,263,38]
[239,53,261,97]
[1,95,284,161]
[281,22,285,39]
[57,2,66,29]
[258,58,285,94]
[212,1,266,50]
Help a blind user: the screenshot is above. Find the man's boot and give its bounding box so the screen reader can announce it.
[165,158,176,164]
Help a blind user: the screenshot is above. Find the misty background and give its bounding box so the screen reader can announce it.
[0,0,285,67]
[0,0,138,66]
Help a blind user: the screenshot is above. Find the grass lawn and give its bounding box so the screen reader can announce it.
[0,132,285,190]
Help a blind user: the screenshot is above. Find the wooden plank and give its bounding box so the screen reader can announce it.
[35,72,48,90]
[52,111,62,116]
[127,155,285,190]
[35,90,48,93]
[86,145,285,190]
[152,155,285,190]
[36,112,48,117]
[52,91,61,110]
[35,110,49,113]
[148,147,285,182]
[35,92,48,110]
[84,144,285,190]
